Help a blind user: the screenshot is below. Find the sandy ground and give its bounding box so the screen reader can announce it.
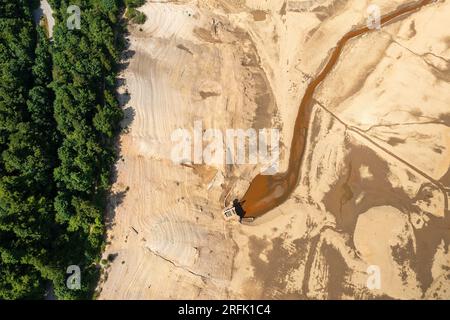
[98,0,450,299]
[33,0,55,38]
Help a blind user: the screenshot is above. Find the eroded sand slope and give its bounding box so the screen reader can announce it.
[99,0,450,299]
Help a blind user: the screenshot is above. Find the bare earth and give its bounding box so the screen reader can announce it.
[98,0,450,299]
[33,0,55,38]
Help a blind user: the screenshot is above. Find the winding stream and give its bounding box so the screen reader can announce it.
[241,0,434,218]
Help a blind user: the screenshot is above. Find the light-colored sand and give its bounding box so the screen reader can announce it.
[33,0,55,38]
[99,0,450,299]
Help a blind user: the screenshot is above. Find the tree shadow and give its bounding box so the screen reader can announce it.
[107,252,119,263]
[118,30,136,71]
[121,107,135,132]
[105,187,128,231]
[116,77,131,107]
[105,23,136,234]
[33,7,44,25]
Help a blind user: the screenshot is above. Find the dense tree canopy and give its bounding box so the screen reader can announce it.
[0,0,124,299]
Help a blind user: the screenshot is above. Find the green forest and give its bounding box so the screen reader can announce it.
[0,0,129,299]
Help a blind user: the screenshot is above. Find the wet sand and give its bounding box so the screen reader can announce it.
[241,0,435,218]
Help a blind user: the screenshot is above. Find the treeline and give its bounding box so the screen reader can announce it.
[49,0,123,299]
[125,0,146,24]
[0,0,123,299]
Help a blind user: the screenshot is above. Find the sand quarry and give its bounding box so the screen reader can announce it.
[98,0,450,299]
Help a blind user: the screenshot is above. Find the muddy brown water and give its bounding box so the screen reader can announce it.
[242,0,434,218]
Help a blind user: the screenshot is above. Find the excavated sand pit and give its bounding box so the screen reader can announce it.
[98,0,450,299]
